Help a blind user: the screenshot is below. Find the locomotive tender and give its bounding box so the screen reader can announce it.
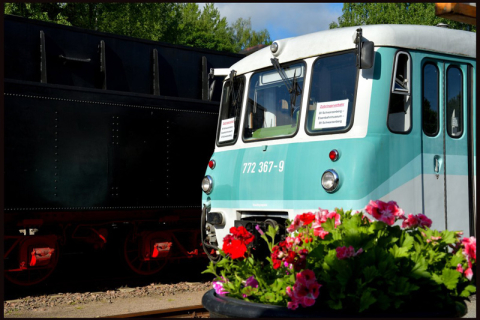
[3,15,243,285]
[201,25,476,258]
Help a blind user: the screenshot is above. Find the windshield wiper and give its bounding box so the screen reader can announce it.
[270,58,302,117]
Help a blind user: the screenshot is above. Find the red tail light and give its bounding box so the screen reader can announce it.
[208,160,216,169]
[329,150,339,161]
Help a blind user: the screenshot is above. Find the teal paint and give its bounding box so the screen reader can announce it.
[202,47,476,213]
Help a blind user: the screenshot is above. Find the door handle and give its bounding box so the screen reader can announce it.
[434,155,442,179]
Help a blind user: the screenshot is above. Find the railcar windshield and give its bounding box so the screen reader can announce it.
[243,62,306,141]
[216,75,245,145]
[306,52,357,134]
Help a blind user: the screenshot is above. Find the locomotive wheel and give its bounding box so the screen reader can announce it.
[201,207,221,262]
[4,241,59,286]
[123,231,169,276]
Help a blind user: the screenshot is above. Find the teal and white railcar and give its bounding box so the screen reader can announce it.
[200,25,476,258]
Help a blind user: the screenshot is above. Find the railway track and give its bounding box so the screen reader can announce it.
[101,305,209,318]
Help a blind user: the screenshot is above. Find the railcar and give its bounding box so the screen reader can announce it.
[201,24,476,259]
[3,15,243,285]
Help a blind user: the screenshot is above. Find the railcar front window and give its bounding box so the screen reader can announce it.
[216,76,245,145]
[243,62,305,141]
[306,52,357,135]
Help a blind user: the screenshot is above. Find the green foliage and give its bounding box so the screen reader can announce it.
[4,3,271,53]
[205,207,475,314]
[5,3,71,26]
[330,3,475,32]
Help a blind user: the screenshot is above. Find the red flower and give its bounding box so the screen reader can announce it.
[223,238,247,259]
[222,226,255,259]
[229,226,255,245]
[299,213,315,226]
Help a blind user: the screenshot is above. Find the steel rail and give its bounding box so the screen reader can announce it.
[100,305,209,318]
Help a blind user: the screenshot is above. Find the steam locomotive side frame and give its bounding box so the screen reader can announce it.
[3,15,243,285]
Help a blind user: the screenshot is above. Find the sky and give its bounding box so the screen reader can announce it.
[200,3,344,41]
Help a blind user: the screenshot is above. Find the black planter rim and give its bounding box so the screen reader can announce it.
[201,289,466,318]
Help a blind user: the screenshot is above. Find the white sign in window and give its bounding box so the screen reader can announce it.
[314,99,349,129]
[219,117,235,142]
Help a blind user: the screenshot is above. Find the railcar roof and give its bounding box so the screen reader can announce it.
[229,24,476,76]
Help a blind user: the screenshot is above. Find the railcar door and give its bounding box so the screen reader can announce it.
[421,59,475,236]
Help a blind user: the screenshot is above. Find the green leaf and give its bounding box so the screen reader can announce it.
[400,232,414,250]
[216,257,230,268]
[327,299,342,310]
[460,285,476,298]
[359,288,377,312]
[410,254,431,279]
[362,265,378,283]
[441,268,461,290]
[391,277,419,295]
[264,292,275,302]
[376,292,391,310]
[309,245,325,260]
[431,273,443,285]
[389,245,409,258]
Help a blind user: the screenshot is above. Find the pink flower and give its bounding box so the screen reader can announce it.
[462,237,476,262]
[255,225,265,236]
[457,262,473,281]
[402,214,419,229]
[365,200,404,226]
[464,267,473,281]
[417,214,432,228]
[287,300,299,310]
[286,270,322,310]
[245,276,259,288]
[312,208,341,238]
[213,277,229,296]
[457,264,464,273]
[336,246,363,260]
[287,215,303,233]
[403,213,433,229]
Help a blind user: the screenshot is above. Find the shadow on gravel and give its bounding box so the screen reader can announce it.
[5,245,212,301]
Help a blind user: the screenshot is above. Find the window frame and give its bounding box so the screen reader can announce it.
[421,61,440,137]
[445,64,464,139]
[304,50,359,137]
[387,50,413,135]
[241,60,306,143]
[215,74,246,147]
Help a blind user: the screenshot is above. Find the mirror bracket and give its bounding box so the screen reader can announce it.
[354,28,374,69]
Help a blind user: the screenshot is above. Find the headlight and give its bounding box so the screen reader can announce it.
[201,175,213,194]
[321,169,339,193]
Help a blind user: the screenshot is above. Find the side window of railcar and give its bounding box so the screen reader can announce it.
[388,51,412,133]
[243,62,305,141]
[422,63,439,136]
[446,66,463,138]
[216,76,245,146]
[306,52,357,135]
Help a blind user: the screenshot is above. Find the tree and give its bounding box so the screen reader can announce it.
[4,3,71,26]
[4,3,272,53]
[230,17,272,52]
[176,3,236,52]
[330,3,475,32]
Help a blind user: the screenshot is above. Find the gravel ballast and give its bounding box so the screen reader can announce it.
[4,282,476,318]
[4,281,212,318]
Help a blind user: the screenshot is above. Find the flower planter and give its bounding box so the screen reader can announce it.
[202,289,466,318]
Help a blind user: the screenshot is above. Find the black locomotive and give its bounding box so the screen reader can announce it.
[3,15,243,285]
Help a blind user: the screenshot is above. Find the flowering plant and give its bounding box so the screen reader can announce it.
[203,200,476,314]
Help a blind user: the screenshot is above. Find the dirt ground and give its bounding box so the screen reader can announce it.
[5,289,209,318]
[5,292,476,318]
